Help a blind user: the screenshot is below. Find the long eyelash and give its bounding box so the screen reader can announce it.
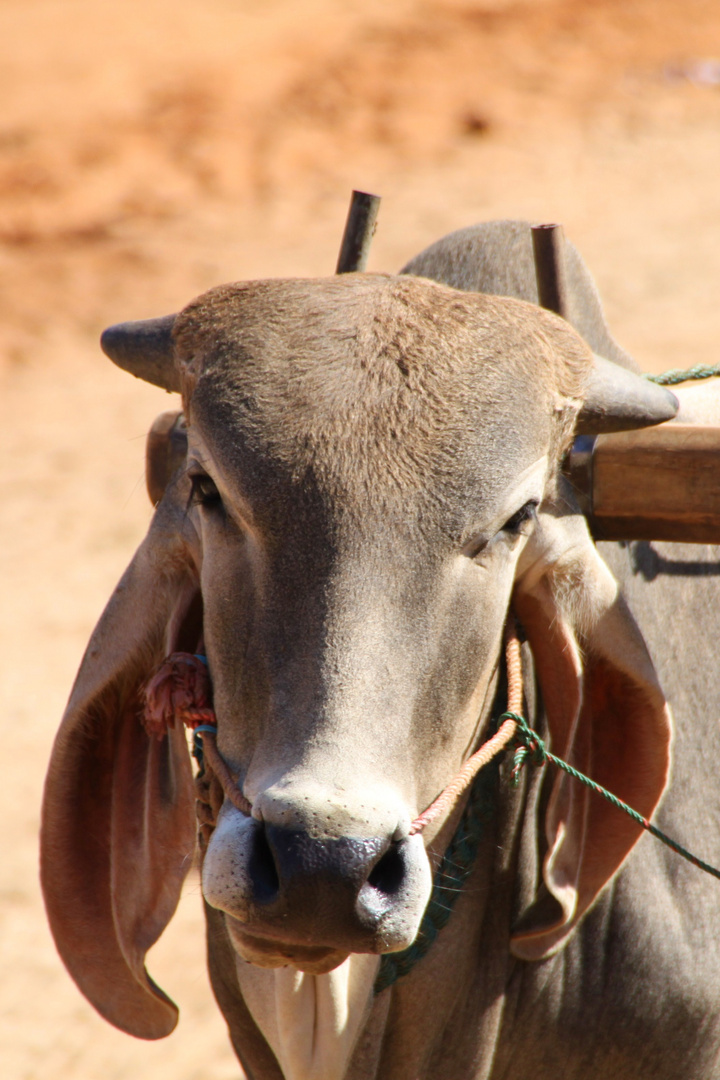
[185,470,222,512]
[503,500,538,533]
[185,477,204,512]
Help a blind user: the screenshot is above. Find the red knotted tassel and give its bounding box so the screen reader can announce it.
[143,652,215,739]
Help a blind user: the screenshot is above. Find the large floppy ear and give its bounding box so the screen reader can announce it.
[40,482,200,1039]
[509,494,672,960]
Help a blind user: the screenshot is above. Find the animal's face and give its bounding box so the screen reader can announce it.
[40,271,672,1040]
[169,276,584,970]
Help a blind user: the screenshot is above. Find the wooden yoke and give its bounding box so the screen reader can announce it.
[335,189,381,274]
[566,425,720,543]
[532,220,720,544]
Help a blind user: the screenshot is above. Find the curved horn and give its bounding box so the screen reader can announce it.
[576,355,678,435]
[100,314,180,393]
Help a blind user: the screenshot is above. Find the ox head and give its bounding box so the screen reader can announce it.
[41,274,673,1038]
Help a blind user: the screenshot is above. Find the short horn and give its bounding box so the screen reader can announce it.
[100,314,180,393]
[576,354,678,434]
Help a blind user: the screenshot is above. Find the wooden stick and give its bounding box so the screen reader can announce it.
[565,424,720,543]
[531,223,570,319]
[336,190,381,273]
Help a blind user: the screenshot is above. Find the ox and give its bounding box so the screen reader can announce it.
[41,222,720,1079]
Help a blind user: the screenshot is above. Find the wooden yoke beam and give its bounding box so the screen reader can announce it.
[566,424,720,543]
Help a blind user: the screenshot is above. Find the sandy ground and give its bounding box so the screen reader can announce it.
[3,0,720,1076]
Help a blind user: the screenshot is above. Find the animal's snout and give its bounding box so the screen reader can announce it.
[201,783,432,965]
[249,822,411,921]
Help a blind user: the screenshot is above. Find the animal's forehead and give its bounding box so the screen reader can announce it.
[178,274,589,529]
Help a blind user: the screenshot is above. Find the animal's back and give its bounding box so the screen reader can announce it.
[401,220,635,370]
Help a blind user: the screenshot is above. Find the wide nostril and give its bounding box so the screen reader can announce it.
[367,842,405,898]
[247,822,280,905]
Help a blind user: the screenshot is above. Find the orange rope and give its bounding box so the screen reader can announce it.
[198,730,253,817]
[408,617,523,835]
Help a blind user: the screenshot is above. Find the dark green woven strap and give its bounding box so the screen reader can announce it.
[373,754,501,995]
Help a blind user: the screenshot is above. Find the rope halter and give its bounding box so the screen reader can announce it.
[142,618,525,837]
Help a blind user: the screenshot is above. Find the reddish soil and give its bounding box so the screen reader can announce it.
[4,0,720,1076]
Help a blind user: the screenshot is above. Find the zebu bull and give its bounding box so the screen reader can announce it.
[41,223,720,1079]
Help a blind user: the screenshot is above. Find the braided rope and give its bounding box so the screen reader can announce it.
[374,622,523,993]
[374,749,500,994]
[644,362,720,386]
[196,729,253,817]
[142,625,525,835]
[376,707,720,995]
[408,621,523,835]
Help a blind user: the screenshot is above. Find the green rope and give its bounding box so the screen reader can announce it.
[374,707,720,996]
[644,362,720,386]
[505,711,720,881]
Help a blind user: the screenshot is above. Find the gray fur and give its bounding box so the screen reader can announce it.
[401,220,636,370]
[400,222,679,432]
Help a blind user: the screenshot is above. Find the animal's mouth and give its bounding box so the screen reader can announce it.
[224,915,351,974]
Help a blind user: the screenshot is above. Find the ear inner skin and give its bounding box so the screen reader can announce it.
[40,493,198,1039]
[110,712,196,988]
[511,583,585,932]
[510,524,672,959]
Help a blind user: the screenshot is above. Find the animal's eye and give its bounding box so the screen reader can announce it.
[188,472,222,510]
[464,534,489,559]
[501,500,538,535]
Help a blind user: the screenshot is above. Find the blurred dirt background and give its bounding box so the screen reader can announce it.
[4,0,720,1076]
